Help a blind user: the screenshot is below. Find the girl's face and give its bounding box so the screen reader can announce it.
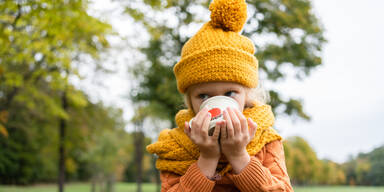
[187,82,247,114]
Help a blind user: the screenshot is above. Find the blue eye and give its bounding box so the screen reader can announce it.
[225,91,236,97]
[198,94,209,100]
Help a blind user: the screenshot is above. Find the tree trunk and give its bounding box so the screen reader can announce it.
[106,175,115,192]
[152,155,161,192]
[58,90,67,192]
[91,175,96,192]
[134,122,144,192]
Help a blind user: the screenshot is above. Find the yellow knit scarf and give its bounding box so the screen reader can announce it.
[146,103,281,176]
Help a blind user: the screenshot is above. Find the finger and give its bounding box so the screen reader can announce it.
[223,109,234,138]
[192,107,209,134]
[212,121,221,140]
[195,106,209,120]
[220,120,227,140]
[184,121,191,137]
[233,107,247,134]
[190,118,197,136]
[228,107,241,137]
[200,112,211,136]
[248,118,258,139]
[191,107,208,135]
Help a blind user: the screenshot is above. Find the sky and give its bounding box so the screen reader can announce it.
[275,0,384,162]
[86,0,384,163]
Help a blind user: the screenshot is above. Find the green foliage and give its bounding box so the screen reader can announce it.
[0,98,129,184]
[0,106,59,184]
[284,136,346,185]
[124,0,326,127]
[343,145,384,186]
[0,0,132,185]
[284,139,384,186]
[318,160,346,185]
[284,136,320,185]
[0,110,8,137]
[123,134,154,183]
[65,102,128,181]
[0,0,112,114]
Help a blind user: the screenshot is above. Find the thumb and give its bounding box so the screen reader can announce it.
[184,121,191,137]
[248,118,257,138]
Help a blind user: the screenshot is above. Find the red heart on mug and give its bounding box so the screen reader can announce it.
[208,108,221,119]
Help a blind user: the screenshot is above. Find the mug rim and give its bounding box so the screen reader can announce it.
[199,95,239,111]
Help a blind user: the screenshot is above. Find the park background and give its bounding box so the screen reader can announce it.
[0,0,383,192]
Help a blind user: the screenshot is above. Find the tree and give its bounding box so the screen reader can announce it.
[284,136,321,185]
[131,108,146,192]
[0,94,129,185]
[124,0,326,129]
[318,160,346,185]
[58,99,129,192]
[123,133,154,185]
[0,0,112,189]
[364,146,384,185]
[343,145,384,186]
[283,136,346,185]
[129,106,163,192]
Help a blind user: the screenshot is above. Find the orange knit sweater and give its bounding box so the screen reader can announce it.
[160,140,293,192]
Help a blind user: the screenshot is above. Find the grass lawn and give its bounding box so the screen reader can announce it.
[0,183,156,192]
[1,183,384,192]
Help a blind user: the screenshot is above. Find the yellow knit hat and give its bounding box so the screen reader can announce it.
[173,0,258,93]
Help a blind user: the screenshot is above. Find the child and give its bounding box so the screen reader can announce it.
[146,0,293,191]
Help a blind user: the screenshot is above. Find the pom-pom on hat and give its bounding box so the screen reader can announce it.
[209,0,247,32]
[173,0,259,93]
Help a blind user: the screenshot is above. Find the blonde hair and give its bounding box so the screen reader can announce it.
[183,81,270,111]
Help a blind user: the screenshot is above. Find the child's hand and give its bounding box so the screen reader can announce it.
[220,107,257,172]
[184,107,222,160]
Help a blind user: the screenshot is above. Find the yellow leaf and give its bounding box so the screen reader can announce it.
[65,158,77,174]
[0,124,8,137]
[0,110,9,123]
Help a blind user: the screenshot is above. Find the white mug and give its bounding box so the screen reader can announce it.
[189,96,240,136]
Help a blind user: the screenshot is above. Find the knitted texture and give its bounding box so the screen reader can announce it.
[173,0,258,93]
[209,0,247,32]
[146,102,282,176]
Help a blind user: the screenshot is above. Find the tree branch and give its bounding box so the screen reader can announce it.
[11,3,22,28]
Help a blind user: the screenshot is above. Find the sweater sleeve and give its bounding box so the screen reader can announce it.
[227,140,293,192]
[160,162,216,192]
